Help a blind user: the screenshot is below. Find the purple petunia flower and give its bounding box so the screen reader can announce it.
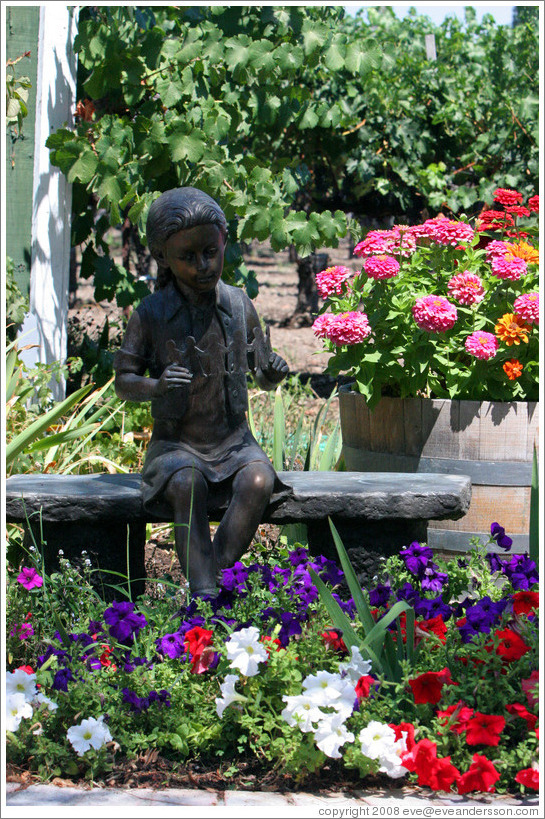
[399,542,434,576]
[156,632,186,660]
[104,600,147,643]
[221,562,250,593]
[277,612,303,647]
[421,566,449,593]
[369,583,392,608]
[51,667,75,692]
[287,547,310,567]
[504,555,539,590]
[414,594,452,621]
[491,522,513,551]
[16,567,43,590]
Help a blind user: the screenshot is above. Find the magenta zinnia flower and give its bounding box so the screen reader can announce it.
[353,230,393,257]
[485,240,509,262]
[16,567,43,590]
[465,331,499,360]
[322,311,372,345]
[491,255,527,281]
[513,292,539,326]
[312,313,334,339]
[447,271,485,305]
[413,295,457,333]
[364,254,400,280]
[423,219,474,248]
[315,266,353,299]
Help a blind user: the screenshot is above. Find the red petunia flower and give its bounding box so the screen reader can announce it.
[512,591,539,616]
[465,712,506,746]
[521,670,539,708]
[260,635,283,654]
[355,675,378,701]
[425,756,461,792]
[184,626,215,674]
[389,721,416,752]
[401,737,437,774]
[515,766,539,790]
[401,739,460,791]
[320,629,347,654]
[495,628,531,662]
[437,701,475,734]
[506,702,538,731]
[457,754,500,794]
[416,615,447,645]
[409,667,456,705]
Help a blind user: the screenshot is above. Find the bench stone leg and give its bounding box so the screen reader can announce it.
[307,518,428,585]
[24,520,147,601]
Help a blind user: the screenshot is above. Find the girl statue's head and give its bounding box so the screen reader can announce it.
[146,187,228,288]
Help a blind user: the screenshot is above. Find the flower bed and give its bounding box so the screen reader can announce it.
[6,526,539,795]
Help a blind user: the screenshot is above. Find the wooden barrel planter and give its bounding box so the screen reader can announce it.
[339,390,539,554]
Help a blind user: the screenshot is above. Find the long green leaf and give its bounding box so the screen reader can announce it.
[6,383,93,466]
[529,445,539,568]
[26,424,99,451]
[272,385,285,471]
[328,518,376,633]
[6,348,19,399]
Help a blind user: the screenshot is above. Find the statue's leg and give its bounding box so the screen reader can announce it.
[214,462,275,570]
[164,468,216,596]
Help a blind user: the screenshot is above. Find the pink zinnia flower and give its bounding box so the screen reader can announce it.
[364,255,400,280]
[389,226,417,257]
[315,266,353,299]
[433,219,475,248]
[513,292,539,326]
[465,331,498,360]
[312,313,334,339]
[527,194,539,213]
[413,295,457,333]
[353,230,393,257]
[323,311,372,345]
[491,255,528,281]
[16,567,43,590]
[493,188,523,206]
[485,240,509,262]
[447,271,485,305]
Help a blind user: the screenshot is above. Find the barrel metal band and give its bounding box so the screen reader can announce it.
[342,447,532,486]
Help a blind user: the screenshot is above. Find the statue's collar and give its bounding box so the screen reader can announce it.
[164,279,232,321]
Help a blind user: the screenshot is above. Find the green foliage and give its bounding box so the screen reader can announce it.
[6,51,32,134]
[6,257,29,341]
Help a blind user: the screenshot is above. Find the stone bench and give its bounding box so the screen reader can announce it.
[6,471,471,598]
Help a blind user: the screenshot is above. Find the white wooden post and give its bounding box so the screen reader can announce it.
[18,6,79,400]
[425,34,437,61]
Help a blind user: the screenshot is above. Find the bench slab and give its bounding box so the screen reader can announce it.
[6,471,471,524]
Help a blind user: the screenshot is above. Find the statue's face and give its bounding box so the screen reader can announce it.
[160,223,225,293]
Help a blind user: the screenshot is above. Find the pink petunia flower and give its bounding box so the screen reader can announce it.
[465,331,499,360]
[447,271,485,305]
[413,295,457,333]
[315,266,353,299]
[364,255,400,280]
[513,292,539,326]
[16,567,43,590]
[491,255,527,281]
[322,311,372,345]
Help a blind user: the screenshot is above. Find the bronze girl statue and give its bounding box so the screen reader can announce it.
[114,187,289,597]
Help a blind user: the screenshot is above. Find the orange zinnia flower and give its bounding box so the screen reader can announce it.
[495,314,532,346]
[505,240,539,265]
[503,359,523,380]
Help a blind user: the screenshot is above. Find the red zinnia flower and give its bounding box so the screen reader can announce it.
[465,712,505,746]
[527,194,539,212]
[495,628,531,662]
[512,591,539,616]
[409,668,456,705]
[505,205,530,218]
[515,766,539,790]
[506,702,538,731]
[457,754,500,794]
[493,188,523,206]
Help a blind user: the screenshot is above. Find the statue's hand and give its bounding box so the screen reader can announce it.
[155,364,192,396]
[262,352,289,384]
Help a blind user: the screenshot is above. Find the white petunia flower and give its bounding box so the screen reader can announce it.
[302,670,347,706]
[66,716,112,756]
[329,678,358,720]
[215,674,247,718]
[313,713,355,759]
[281,694,327,733]
[225,627,268,677]
[6,669,38,702]
[5,692,33,732]
[338,645,372,684]
[35,692,58,711]
[378,740,410,780]
[358,721,397,760]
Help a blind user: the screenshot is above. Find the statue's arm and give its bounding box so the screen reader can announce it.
[114,311,191,402]
[245,297,289,390]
